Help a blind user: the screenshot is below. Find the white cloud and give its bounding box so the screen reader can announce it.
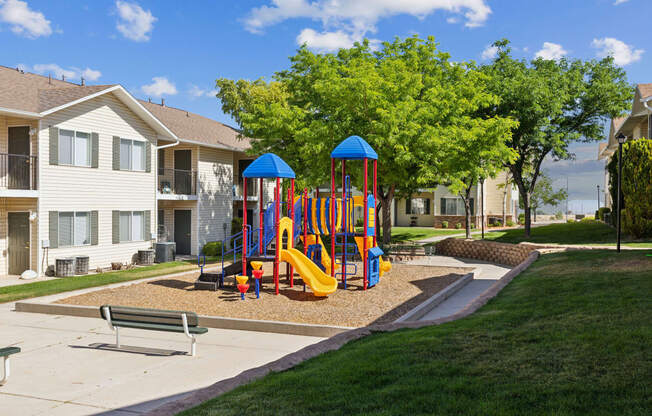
[115,0,156,42]
[481,44,498,60]
[244,0,491,51]
[142,77,177,97]
[297,28,356,52]
[188,85,216,98]
[613,0,629,5]
[591,37,643,66]
[0,0,52,38]
[29,63,102,82]
[534,42,567,61]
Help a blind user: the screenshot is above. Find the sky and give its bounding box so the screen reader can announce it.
[1,0,649,214]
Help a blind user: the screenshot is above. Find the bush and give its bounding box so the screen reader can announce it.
[202,241,223,257]
[567,218,575,223]
[356,218,364,227]
[230,217,243,248]
[506,219,515,227]
[554,211,564,220]
[597,207,611,221]
[455,223,462,229]
[441,221,448,229]
[518,213,525,224]
[622,138,652,238]
[495,220,503,227]
[581,216,595,222]
[470,223,475,229]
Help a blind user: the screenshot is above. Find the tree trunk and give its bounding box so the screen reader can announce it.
[378,185,395,245]
[459,182,474,239]
[523,194,532,237]
[502,191,507,226]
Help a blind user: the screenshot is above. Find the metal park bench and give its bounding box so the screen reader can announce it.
[0,346,20,385]
[100,305,207,356]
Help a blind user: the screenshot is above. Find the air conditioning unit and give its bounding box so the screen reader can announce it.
[155,242,176,263]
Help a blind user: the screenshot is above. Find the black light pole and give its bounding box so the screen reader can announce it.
[480,177,485,239]
[616,133,626,253]
[597,185,600,213]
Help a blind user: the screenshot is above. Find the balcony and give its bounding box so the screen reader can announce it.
[0,153,38,196]
[157,168,197,200]
[233,181,259,201]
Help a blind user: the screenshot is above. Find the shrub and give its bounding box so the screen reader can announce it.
[597,207,611,221]
[470,223,475,229]
[518,213,525,224]
[455,223,462,229]
[622,138,652,238]
[356,218,364,227]
[495,220,503,227]
[441,221,448,229]
[203,241,223,257]
[554,211,564,220]
[506,219,515,227]
[581,216,595,222]
[567,218,575,223]
[230,217,243,248]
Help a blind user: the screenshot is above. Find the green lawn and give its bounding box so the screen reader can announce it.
[180,250,652,415]
[390,226,473,243]
[0,260,208,304]
[478,220,652,247]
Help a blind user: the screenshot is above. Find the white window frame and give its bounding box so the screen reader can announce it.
[119,211,146,242]
[58,211,91,247]
[440,197,475,216]
[120,138,146,172]
[59,129,91,167]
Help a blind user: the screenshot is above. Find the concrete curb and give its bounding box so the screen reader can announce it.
[13,301,352,338]
[144,251,542,416]
[394,271,475,322]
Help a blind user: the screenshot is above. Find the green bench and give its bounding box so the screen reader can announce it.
[1,346,20,385]
[100,305,207,356]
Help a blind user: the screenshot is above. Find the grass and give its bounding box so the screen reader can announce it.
[390,226,474,243]
[180,250,652,415]
[0,260,208,304]
[478,220,652,247]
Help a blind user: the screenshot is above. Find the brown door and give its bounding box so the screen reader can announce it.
[8,126,31,189]
[174,150,192,194]
[8,212,30,275]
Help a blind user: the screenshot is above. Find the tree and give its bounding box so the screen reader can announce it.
[621,138,652,238]
[528,173,567,222]
[216,36,515,243]
[481,40,631,236]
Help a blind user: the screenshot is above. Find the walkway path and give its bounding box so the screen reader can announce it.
[405,256,511,321]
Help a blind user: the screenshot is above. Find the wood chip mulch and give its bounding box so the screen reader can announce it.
[55,262,471,327]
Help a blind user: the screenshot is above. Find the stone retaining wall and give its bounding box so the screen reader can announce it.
[434,238,536,266]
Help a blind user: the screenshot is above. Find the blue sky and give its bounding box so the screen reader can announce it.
[1,0,648,211]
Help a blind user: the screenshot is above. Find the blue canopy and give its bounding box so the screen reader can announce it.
[242,153,296,179]
[330,135,378,160]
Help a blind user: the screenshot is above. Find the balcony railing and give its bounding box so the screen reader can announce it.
[158,168,197,195]
[233,181,259,199]
[0,153,37,190]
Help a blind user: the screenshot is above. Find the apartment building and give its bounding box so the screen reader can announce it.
[0,65,255,279]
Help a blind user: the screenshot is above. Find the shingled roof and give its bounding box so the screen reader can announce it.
[139,100,251,152]
[638,83,652,99]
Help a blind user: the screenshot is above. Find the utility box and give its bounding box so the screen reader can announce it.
[155,242,176,263]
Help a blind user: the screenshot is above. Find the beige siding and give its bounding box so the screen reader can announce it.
[197,146,233,250]
[157,143,198,193]
[395,191,435,227]
[157,200,198,254]
[484,172,515,218]
[0,198,38,276]
[38,92,158,271]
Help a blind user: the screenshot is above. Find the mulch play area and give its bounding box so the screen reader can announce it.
[56,262,471,327]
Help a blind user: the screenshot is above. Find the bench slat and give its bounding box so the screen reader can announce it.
[100,305,200,327]
[0,347,20,357]
[111,320,208,334]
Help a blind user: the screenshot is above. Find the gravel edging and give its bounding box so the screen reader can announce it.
[145,250,542,416]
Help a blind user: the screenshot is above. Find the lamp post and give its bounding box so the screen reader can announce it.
[615,133,626,253]
[597,185,600,212]
[480,177,485,239]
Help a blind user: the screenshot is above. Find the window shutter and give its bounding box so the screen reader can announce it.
[144,210,151,240]
[49,211,59,248]
[49,127,58,165]
[113,136,120,170]
[145,141,152,173]
[425,199,431,215]
[440,198,446,215]
[91,133,99,168]
[91,211,99,245]
[112,210,120,244]
[158,148,165,174]
[405,199,411,214]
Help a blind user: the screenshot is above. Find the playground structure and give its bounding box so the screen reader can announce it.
[197,135,390,297]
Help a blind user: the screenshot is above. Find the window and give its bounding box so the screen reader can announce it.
[119,139,146,171]
[58,211,90,247]
[119,211,146,242]
[406,198,430,215]
[440,198,474,216]
[59,130,91,167]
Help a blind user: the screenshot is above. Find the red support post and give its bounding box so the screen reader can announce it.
[259,178,263,255]
[242,177,248,276]
[330,158,335,277]
[363,158,368,290]
[274,177,280,295]
[373,159,377,247]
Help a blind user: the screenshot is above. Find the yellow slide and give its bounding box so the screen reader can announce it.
[301,234,331,271]
[354,236,392,276]
[280,248,337,296]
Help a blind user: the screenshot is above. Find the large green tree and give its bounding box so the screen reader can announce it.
[216,36,514,243]
[481,40,631,236]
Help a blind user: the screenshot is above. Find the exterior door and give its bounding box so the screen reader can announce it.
[8,126,31,189]
[8,212,30,275]
[174,210,192,255]
[174,150,192,195]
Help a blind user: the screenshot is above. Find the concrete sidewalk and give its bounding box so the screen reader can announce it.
[0,301,322,415]
[404,256,511,321]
